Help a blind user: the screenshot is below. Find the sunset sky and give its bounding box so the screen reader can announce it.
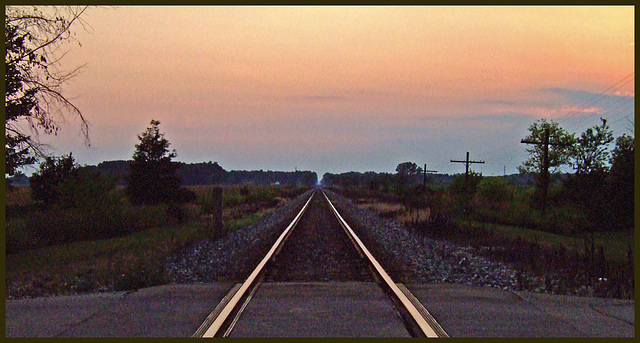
[29,6,634,178]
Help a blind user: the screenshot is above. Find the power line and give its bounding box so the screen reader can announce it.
[485,73,635,170]
[555,72,634,124]
[559,80,633,132]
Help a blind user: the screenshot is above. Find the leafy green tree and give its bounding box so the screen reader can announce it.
[5,6,89,178]
[30,153,77,205]
[395,161,422,191]
[126,120,183,205]
[519,119,574,211]
[518,119,575,175]
[571,118,614,175]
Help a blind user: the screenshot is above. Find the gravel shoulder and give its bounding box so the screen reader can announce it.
[167,187,623,298]
[165,189,315,283]
[324,189,522,290]
[168,188,522,291]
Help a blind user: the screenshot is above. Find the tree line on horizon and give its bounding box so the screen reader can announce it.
[8,160,318,188]
[324,118,633,233]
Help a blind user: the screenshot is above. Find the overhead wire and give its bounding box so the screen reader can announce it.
[554,72,634,124]
[429,73,634,175]
[559,78,635,134]
[473,72,634,174]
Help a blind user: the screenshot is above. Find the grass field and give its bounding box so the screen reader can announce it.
[460,220,633,264]
[353,195,633,298]
[5,184,308,299]
[6,213,271,298]
[356,197,632,264]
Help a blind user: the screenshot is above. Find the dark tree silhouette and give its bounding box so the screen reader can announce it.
[608,134,634,229]
[395,161,422,176]
[29,153,77,205]
[395,161,422,191]
[562,119,614,230]
[126,120,182,205]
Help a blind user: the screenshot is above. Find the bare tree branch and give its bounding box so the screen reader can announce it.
[6,6,88,66]
[5,5,91,176]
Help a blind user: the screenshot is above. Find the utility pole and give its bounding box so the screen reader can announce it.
[423,163,437,188]
[520,128,571,214]
[450,152,485,188]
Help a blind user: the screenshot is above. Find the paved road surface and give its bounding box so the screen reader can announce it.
[5,284,232,337]
[406,283,634,337]
[5,282,634,337]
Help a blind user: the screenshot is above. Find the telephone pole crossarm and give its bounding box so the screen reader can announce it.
[520,128,572,214]
[450,152,485,187]
[422,163,438,187]
[521,139,572,147]
[450,160,485,164]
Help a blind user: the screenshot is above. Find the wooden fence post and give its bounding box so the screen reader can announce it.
[212,186,223,233]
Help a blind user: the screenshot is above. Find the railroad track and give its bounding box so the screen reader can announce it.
[192,189,449,338]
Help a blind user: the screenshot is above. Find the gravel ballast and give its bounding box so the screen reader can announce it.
[165,189,315,283]
[167,188,536,293]
[324,190,524,291]
[263,193,374,282]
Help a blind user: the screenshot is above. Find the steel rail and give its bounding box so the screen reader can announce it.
[321,190,449,338]
[194,190,316,338]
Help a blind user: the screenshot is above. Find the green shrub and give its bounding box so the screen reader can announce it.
[29,153,77,205]
[55,168,116,210]
[197,189,218,214]
[447,171,483,195]
[223,191,244,207]
[252,185,278,205]
[5,201,170,254]
[477,177,514,203]
[542,204,589,235]
[6,218,32,253]
[239,184,251,196]
[174,187,197,204]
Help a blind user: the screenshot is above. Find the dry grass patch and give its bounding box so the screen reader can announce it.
[398,208,432,225]
[358,201,405,216]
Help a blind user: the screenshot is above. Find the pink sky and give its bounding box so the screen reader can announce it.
[29,6,634,177]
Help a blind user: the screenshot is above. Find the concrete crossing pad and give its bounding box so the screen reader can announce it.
[405,283,634,337]
[5,283,233,337]
[5,282,634,337]
[228,282,411,337]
